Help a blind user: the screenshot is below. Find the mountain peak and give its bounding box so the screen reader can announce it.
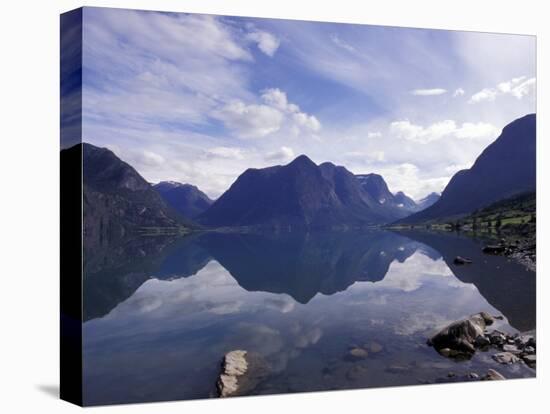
[288,154,316,168]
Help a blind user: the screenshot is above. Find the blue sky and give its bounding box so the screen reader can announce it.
[80,7,536,199]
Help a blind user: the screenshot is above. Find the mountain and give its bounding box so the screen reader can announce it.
[61,143,190,247]
[198,155,397,229]
[394,191,418,211]
[355,174,395,205]
[417,192,440,210]
[356,174,418,217]
[154,181,213,219]
[398,114,536,224]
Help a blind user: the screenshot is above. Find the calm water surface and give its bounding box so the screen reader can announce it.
[82,230,535,405]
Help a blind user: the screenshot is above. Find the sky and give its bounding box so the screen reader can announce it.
[78,7,536,200]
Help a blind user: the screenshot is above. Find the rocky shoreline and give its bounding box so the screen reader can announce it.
[427,312,536,375]
[483,237,536,272]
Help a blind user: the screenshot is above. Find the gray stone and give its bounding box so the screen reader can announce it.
[474,335,491,348]
[482,369,506,380]
[216,350,269,397]
[502,344,521,354]
[454,256,472,265]
[488,330,506,345]
[523,346,535,354]
[428,312,495,356]
[522,354,536,366]
[492,352,520,364]
[468,372,480,380]
[217,350,248,397]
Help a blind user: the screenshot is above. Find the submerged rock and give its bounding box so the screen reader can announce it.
[368,341,383,353]
[482,369,506,380]
[482,245,506,254]
[216,350,269,397]
[453,256,472,265]
[349,347,369,359]
[428,312,495,356]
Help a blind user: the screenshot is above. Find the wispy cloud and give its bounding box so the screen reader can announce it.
[469,76,536,103]
[246,29,280,56]
[410,88,447,96]
[390,119,499,144]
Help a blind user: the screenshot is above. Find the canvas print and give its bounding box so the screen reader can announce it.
[60,6,536,406]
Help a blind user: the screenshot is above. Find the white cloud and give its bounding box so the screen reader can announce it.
[205,147,245,160]
[367,131,382,139]
[390,119,499,144]
[329,33,356,53]
[265,146,295,162]
[212,100,284,138]
[210,89,321,139]
[453,88,465,97]
[261,88,321,133]
[469,76,536,103]
[411,88,447,96]
[129,150,165,167]
[246,30,280,57]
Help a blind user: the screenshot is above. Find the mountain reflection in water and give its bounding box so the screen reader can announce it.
[82,230,535,405]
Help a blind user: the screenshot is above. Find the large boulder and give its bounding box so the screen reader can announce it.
[428,312,495,356]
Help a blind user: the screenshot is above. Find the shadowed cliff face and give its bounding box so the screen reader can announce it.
[400,114,536,224]
[153,181,213,220]
[61,143,191,252]
[394,230,536,332]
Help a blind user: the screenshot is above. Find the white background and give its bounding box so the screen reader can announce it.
[0,0,547,412]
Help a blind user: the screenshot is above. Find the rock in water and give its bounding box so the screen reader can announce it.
[428,312,495,356]
[453,256,472,265]
[492,352,520,364]
[482,245,506,254]
[502,344,521,354]
[216,350,269,397]
[349,348,369,359]
[217,350,248,397]
[522,354,536,367]
[368,342,383,353]
[482,369,506,380]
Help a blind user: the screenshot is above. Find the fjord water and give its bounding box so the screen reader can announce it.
[82,230,535,405]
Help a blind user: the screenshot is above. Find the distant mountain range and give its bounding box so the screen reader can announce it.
[198,155,402,229]
[417,192,441,211]
[64,143,190,247]
[398,113,536,224]
[355,173,434,216]
[74,114,534,232]
[153,181,213,220]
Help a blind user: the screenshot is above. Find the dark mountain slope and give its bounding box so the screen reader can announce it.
[62,143,191,248]
[198,155,395,228]
[154,181,213,219]
[398,114,536,224]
